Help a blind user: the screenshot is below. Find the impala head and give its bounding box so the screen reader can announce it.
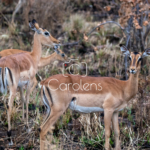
[55,49,67,61]
[120,45,150,74]
[29,19,60,47]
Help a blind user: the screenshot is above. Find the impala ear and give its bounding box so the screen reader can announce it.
[29,21,37,31]
[142,48,150,58]
[120,44,130,56]
[32,19,39,29]
[29,19,40,33]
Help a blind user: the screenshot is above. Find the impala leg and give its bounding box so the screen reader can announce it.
[25,81,31,130]
[19,86,25,120]
[40,108,65,150]
[7,91,16,146]
[112,112,121,150]
[104,109,113,150]
[30,77,38,94]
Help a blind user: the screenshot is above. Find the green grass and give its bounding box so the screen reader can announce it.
[19,146,24,150]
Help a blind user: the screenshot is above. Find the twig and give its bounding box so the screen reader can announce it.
[0,12,10,26]
[61,41,79,46]
[60,21,125,47]
[87,21,125,37]
[60,129,83,145]
[139,14,145,51]
[143,25,150,43]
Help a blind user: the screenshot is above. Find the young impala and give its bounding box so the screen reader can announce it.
[39,46,150,150]
[0,48,67,92]
[0,19,60,145]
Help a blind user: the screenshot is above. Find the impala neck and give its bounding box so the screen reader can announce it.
[38,52,58,69]
[31,33,42,65]
[125,71,140,100]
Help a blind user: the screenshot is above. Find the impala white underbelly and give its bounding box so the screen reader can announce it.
[18,66,35,87]
[69,101,125,113]
[68,94,126,113]
[69,101,104,113]
[18,80,29,87]
[118,108,124,111]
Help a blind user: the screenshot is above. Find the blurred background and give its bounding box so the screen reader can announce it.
[0,0,150,149]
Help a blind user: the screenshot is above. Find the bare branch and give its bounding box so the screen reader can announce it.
[87,21,125,37]
[125,17,133,48]
[143,25,150,43]
[139,17,145,52]
[61,21,125,47]
[61,41,79,46]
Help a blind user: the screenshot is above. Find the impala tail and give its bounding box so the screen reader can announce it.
[0,67,13,94]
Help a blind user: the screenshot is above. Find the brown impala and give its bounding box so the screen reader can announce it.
[0,48,67,93]
[39,45,150,150]
[0,19,60,146]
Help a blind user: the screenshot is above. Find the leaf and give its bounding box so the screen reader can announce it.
[96,22,102,31]
[83,33,88,41]
[125,0,136,3]
[143,21,149,26]
[96,25,103,31]
[93,46,98,52]
[125,8,132,15]
[104,6,111,11]
[136,25,142,29]
[0,138,4,142]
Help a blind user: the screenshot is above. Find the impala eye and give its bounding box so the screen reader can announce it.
[61,53,65,57]
[44,32,50,36]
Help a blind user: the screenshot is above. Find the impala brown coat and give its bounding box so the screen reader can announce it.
[0,19,60,146]
[0,49,67,92]
[39,46,150,150]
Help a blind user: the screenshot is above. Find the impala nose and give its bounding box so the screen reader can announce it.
[130,69,135,74]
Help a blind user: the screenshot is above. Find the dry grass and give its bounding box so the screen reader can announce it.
[1,2,150,149]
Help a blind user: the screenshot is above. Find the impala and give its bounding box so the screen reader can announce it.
[39,46,150,150]
[0,19,60,145]
[0,48,67,92]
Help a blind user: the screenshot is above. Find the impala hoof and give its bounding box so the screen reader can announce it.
[27,128,32,133]
[24,125,31,133]
[8,139,13,146]
[22,125,26,131]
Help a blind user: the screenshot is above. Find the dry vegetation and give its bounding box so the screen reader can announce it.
[0,0,150,150]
